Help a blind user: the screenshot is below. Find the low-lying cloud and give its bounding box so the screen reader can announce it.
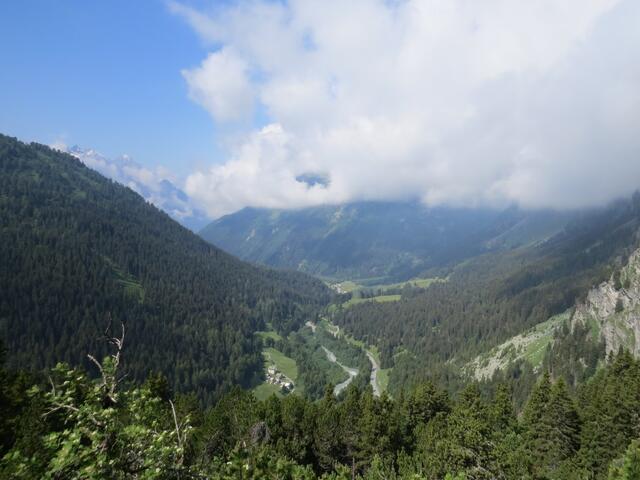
[171,0,640,218]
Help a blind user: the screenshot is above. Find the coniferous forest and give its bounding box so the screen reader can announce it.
[2,133,640,479]
[0,135,331,405]
[4,0,640,476]
[1,338,640,479]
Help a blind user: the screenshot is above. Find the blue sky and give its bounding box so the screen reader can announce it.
[0,0,222,176]
[1,1,639,219]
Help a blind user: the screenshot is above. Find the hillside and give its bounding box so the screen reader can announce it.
[325,193,640,395]
[468,241,640,394]
[200,202,575,282]
[0,134,331,404]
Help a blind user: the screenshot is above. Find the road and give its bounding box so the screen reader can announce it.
[321,346,359,396]
[311,319,382,397]
[366,351,381,397]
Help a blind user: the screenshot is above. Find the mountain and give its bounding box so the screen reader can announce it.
[571,249,640,357]
[67,146,209,231]
[469,241,640,387]
[200,202,577,282]
[323,194,640,395]
[0,134,330,403]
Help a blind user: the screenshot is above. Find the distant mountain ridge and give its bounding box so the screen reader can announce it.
[200,202,578,282]
[66,145,209,231]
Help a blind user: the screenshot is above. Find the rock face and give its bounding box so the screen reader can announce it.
[572,248,640,356]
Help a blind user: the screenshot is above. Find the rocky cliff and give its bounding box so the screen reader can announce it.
[469,245,640,380]
[572,247,640,356]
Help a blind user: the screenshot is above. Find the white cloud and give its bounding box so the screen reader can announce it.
[173,0,640,217]
[182,47,254,122]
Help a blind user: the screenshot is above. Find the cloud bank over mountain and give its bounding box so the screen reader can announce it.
[171,0,640,218]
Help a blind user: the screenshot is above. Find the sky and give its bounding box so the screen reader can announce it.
[2,0,640,219]
[0,0,216,178]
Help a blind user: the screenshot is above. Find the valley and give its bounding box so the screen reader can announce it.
[200,202,577,282]
[253,315,387,400]
[3,135,640,479]
[4,1,640,475]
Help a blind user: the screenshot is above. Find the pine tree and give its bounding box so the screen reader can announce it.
[544,378,581,473]
[608,440,640,480]
[491,383,516,433]
[406,381,450,434]
[444,384,495,479]
[313,385,340,472]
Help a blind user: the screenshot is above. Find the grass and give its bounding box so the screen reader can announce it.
[378,368,391,393]
[103,257,144,303]
[368,277,442,291]
[253,346,300,399]
[344,294,401,308]
[255,329,282,342]
[334,276,444,294]
[264,347,298,382]
[253,383,284,401]
[118,278,145,303]
[331,280,361,293]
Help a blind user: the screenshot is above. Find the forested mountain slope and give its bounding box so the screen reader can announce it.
[473,243,640,379]
[329,194,640,394]
[0,134,331,404]
[200,202,575,282]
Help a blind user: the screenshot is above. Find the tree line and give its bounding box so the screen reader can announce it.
[1,337,639,479]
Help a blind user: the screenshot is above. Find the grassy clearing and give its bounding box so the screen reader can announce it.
[378,368,391,393]
[104,257,144,303]
[469,310,570,379]
[255,329,282,342]
[368,277,443,291]
[253,347,301,399]
[344,294,401,308]
[253,383,284,401]
[264,347,298,382]
[332,280,361,293]
[334,276,444,295]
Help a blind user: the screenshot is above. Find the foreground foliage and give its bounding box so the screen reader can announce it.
[1,338,639,479]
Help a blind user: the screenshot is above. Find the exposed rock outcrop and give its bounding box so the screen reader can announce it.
[571,248,640,356]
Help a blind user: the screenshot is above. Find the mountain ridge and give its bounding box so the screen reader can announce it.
[201,202,578,282]
[0,134,330,404]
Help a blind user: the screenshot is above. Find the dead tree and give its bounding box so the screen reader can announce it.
[87,319,127,406]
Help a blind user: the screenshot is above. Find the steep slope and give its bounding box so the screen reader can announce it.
[201,202,575,282]
[328,194,640,393]
[570,246,640,356]
[0,134,330,403]
[469,241,640,386]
